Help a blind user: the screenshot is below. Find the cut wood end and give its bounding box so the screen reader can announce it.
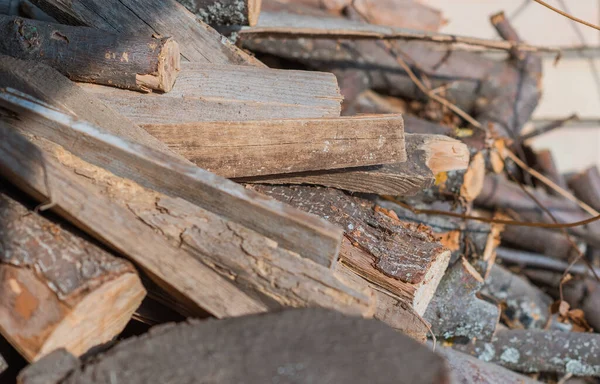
[248,0,263,26]
[36,273,146,361]
[136,38,181,93]
[424,137,470,174]
[460,151,485,202]
[413,248,451,315]
[490,11,506,25]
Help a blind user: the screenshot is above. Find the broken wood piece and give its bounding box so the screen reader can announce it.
[482,264,552,330]
[142,114,406,178]
[243,133,469,196]
[177,0,262,26]
[30,0,263,66]
[0,16,180,92]
[18,309,450,384]
[0,88,343,268]
[454,329,600,376]
[462,212,503,279]
[435,346,542,384]
[569,166,600,213]
[248,185,451,315]
[424,258,500,341]
[262,0,349,15]
[79,62,342,123]
[25,135,373,317]
[0,187,146,361]
[349,0,444,32]
[0,126,268,318]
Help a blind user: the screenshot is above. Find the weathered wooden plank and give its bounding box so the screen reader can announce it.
[177,0,262,26]
[0,15,180,92]
[18,309,450,384]
[30,0,263,65]
[244,133,468,196]
[79,62,343,123]
[248,185,451,314]
[0,126,267,318]
[0,187,146,361]
[143,114,405,178]
[0,87,344,268]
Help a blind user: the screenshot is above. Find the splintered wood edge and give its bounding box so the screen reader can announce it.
[412,249,451,316]
[424,137,470,174]
[249,0,262,26]
[460,151,485,202]
[36,273,146,361]
[136,38,181,93]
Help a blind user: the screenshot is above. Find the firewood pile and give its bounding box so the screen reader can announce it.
[0,0,598,383]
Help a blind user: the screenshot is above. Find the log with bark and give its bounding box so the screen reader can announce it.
[17,309,451,384]
[569,166,600,213]
[0,186,146,361]
[0,15,180,92]
[177,0,262,26]
[530,148,569,196]
[142,114,406,178]
[79,62,343,123]
[30,0,263,66]
[424,258,499,341]
[454,329,600,376]
[248,185,451,315]
[243,133,469,196]
[0,83,344,269]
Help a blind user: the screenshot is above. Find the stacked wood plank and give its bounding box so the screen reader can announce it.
[0,0,598,383]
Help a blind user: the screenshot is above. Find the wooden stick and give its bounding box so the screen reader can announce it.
[569,166,600,213]
[424,258,500,340]
[497,247,600,277]
[79,62,342,124]
[18,309,451,384]
[454,329,600,376]
[0,126,267,318]
[243,133,469,196]
[142,114,406,178]
[248,185,451,315]
[0,88,344,268]
[30,0,263,66]
[0,15,180,92]
[0,188,146,361]
[177,0,262,26]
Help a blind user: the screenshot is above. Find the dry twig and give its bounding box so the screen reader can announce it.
[534,0,600,32]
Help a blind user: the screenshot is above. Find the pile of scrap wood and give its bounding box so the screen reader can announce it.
[0,0,598,383]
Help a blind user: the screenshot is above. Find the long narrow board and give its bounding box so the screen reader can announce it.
[0,89,344,268]
[79,62,343,124]
[142,114,405,178]
[30,0,262,65]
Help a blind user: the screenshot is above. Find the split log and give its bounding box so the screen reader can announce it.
[0,187,146,361]
[176,0,262,26]
[435,346,541,384]
[0,126,269,318]
[30,0,262,66]
[142,114,406,178]
[241,7,542,137]
[482,264,552,330]
[0,15,180,92]
[243,133,469,196]
[476,175,600,248]
[348,0,444,31]
[569,166,600,213]
[454,329,600,376]
[79,62,342,124]
[248,185,452,315]
[18,309,450,384]
[22,134,373,316]
[424,258,500,341]
[0,87,344,268]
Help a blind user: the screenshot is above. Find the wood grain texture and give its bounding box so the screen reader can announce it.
[244,133,468,196]
[79,62,342,124]
[143,114,405,178]
[0,188,146,361]
[25,136,373,317]
[0,88,343,268]
[248,185,451,314]
[0,15,180,92]
[0,126,267,318]
[19,309,450,384]
[177,0,262,26]
[0,56,177,157]
[30,0,263,65]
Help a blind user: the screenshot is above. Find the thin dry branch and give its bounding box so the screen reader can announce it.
[534,0,600,32]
